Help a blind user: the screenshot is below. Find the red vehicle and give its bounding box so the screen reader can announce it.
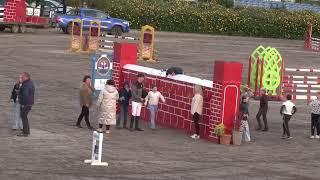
[0,0,48,33]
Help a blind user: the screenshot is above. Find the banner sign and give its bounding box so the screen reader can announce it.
[92,51,114,91]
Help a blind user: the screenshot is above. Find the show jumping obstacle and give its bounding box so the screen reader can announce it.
[247,45,320,101]
[304,24,320,52]
[282,68,320,100]
[99,34,139,50]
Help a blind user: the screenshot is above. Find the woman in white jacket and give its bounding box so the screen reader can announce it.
[96,80,119,133]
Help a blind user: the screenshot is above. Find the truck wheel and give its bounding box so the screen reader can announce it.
[19,25,26,33]
[111,26,123,36]
[11,25,19,33]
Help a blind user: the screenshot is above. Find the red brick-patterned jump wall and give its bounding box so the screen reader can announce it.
[3,0,26,23]
[122,67,223,142]
[112,42,242,143]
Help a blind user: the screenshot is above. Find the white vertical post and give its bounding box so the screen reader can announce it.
[84,131,108,166]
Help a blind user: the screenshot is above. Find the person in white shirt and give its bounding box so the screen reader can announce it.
[190,85,203,139]
[280,94,297,139]
[308,93,320,139]
[144,85,165,130]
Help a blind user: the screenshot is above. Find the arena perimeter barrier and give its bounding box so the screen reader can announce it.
[111,42,243,143]
[282,68,320,100]
[304,24,320,52]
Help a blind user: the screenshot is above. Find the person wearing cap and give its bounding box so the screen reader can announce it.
[117,81,132,129]
[96,79,119,134]
[130,73,145,131]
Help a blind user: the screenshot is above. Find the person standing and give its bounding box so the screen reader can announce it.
[239,95,251,142]
[17,72,35,137]
[241,85,253,100]
[190,85,203,139]
[76,75,94,130]
[117,81,131,129]
[130,73,145,131]
[280,94,297,139]
[96,80,119,133]
[10,75,23,131]
[256,89,269,131]
[144,85,165,130]
[309,93,320,139]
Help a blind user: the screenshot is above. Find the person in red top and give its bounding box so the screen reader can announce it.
[256,89,268,131]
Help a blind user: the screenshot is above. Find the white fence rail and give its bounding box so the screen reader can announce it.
[0,6,4,22]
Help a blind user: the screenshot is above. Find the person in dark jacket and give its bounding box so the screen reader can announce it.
[117,81,132,129]
[17,72,35,137]
[130,73,145,131]
[10,75,23,131]
[256,89,269,131]
[239,95,251,142]
[165,67,184,77]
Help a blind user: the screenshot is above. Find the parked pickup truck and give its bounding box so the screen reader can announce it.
[56,8,130,36]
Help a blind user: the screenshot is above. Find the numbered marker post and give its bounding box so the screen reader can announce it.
[84,131,108,166]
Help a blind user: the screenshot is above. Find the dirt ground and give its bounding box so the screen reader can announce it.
[0,29,320,180]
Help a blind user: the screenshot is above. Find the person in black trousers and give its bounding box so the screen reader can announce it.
[76,75,94,130]
[256,89,269,131]
[117,81,131,129]
[17,72,35,137]
[280,94,297,139]
[309,93,320,139]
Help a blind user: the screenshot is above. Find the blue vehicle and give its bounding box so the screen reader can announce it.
[56,8,130,36]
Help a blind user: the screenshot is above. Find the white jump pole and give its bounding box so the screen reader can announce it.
[84,131,108,166]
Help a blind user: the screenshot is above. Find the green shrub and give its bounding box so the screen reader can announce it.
[88,0,320,39]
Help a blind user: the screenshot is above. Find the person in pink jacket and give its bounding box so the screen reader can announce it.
[190,85,203,139]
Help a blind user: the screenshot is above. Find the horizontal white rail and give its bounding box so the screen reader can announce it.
[99,45,114,49]
[283,75,318,79]
[100,40,114,43]
[283,89,320,93]
[296,95,316,100]
[285,68,320,72]
[283,84,320,88]
[100,34,139,40]
[282,80,319,84]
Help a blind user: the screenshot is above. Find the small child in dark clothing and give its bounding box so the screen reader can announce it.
[239,96,251,142]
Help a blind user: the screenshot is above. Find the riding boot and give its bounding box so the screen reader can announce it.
[130,116,135,131]
[135,116,144,131]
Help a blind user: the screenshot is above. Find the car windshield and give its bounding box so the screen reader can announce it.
[68,9,79,15]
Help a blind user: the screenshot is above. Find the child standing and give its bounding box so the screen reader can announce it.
[144,85,165,130]
[10,75,23,131]
[239,96,251,142]
[280,94,297,139]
